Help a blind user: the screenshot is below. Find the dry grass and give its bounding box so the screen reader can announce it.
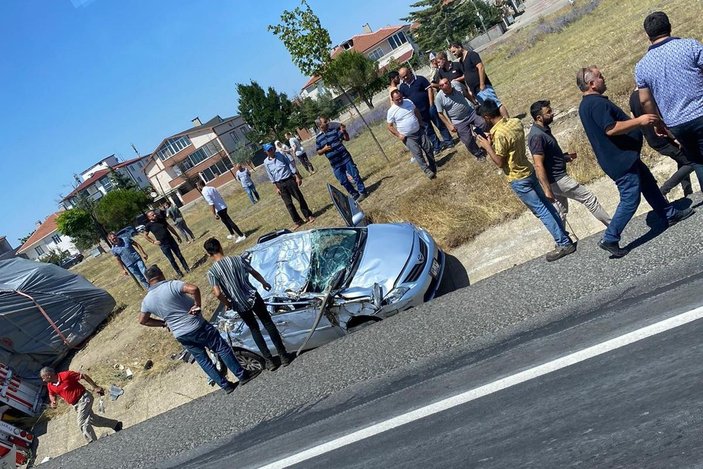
[64,0,700,402]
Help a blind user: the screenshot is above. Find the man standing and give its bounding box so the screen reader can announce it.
[449,42,509,118]
[195,180,246,243]
[263,143,315,229]
[144,210,190,277]
[528,100,611,227]
[398,67,452,154]
[108,231,149,288]
[139,265,255,393]
[577,66,694,258]
[235,163,260,204]
[636,11,703,164]
[435,78,487,160]
[40,367,122,443]
[630,88,703,198]
[315,116,368,201]
[204,238,294,371]
[475,100,576,262]
[387,90,437,179]
[388,70,401,103]
[286,131,315,174]
[163,200,195,243]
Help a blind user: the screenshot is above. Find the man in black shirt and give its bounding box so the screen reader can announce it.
[629,88,703,198]
[450,42,509,118]
[528,100,611,227]
[144,210,190,277]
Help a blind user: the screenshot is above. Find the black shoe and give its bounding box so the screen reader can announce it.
[114,421,123,432]
[545,242,576,262]
[264,359,279,371]
[598,240,629,258]
[280,353,295,367]
[222,381,237,394]
[238,370,261,386]
[668,207,695,227]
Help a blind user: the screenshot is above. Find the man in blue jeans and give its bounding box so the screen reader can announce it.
[475,100,576,262]
[108,231,149,288]
[577,66,694,258]
[315,116,368,202]
[139,265,257,393]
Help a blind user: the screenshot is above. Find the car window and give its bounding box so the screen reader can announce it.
[309,229,358,293]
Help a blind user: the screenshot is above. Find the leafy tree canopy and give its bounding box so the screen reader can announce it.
[236,81,294,143]
[56,208,101,251]
[322,50,384,109]
[94,188,150,231]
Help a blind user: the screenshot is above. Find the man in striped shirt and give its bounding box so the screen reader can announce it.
[315,116,368,202]
[205,238,294,370]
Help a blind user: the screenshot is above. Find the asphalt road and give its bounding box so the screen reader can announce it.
[41,195,703,469]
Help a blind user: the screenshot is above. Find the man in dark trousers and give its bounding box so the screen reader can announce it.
[398,66,452,154]
[263,143,315,229]
[204,237,294,371]
[163,200,195,243]
[315,116,368,201]
[140,265,256,393]
[636,11,703,165]
[40,366,122,443]
[144,210,190,277]
[629,87,703,199]
[577,66,694,258]
[196,180,246,243]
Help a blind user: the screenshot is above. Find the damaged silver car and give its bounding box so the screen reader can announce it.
[214,185,445,370]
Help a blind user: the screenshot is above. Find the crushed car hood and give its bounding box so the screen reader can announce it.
[347,224,415,295]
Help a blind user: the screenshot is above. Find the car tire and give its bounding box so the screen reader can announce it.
[436,253,470,296]
[234,349,265,372]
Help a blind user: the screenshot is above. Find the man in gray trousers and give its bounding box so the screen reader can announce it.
[387,90,437,179]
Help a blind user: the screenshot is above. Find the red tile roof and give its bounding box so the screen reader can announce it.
[61,168,111,201]
[301,25,409,91]
[113,155,149,169]
[17,213,60,253]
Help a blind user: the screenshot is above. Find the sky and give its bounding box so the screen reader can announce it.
[0,0,416,247]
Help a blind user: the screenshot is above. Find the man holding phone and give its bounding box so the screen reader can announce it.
[528,100,611,227]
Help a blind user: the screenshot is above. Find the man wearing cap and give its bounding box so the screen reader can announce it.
[263,143,315,229]
[139,265,256,393]
[40,366,122,443]
[315,116,368,201]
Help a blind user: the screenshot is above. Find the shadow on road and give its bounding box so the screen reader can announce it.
[436,253,470,297]
[624,198,693,253]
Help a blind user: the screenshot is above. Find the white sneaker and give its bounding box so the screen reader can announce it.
[234,235,246,243]
[226,234,235,240]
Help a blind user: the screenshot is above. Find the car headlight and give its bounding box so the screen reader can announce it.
[383,286,409,305]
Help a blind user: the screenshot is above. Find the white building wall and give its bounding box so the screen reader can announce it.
[80,156,119,181]
[24,233,79,261]
[189,131,218,149]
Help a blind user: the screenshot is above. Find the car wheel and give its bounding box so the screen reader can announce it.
[234,349,265,372]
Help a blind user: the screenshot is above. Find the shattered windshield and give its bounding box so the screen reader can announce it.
[308,229,359,292]
[246,229,361,296]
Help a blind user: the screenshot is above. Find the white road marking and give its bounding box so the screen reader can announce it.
[259,306,703,469]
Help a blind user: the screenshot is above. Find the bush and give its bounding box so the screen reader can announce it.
[94,189,151,231]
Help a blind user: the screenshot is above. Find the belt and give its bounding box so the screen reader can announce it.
[275,176,294,185]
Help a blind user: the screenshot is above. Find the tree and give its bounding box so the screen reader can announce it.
[403,0,501,52]
[290,94,343,131]
[108,168,136,190]
[94,188,151,231]
[323,51,385,109]
[236,81,294,143]
[40,248,69,266]
[269,1,389,161]
[18,231,34,245]
[56,208,102,251]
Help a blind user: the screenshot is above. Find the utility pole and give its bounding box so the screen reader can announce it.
[470,0,488,35]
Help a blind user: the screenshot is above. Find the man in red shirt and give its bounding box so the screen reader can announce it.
[40,367,122,443]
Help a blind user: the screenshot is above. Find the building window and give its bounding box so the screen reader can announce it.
[199,157,234,182]
[229,130,240,145]
[179,140,223,172]
[35,246,45,256]
[99,176,113,192]
[157,136,192,161]
[51,234,62,244]
[388,31,407,50]
[368,47,384,61]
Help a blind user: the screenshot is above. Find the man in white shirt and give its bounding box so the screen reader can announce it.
[195,180,245,243]
[285,132,315,174]
[387,90,437,178]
